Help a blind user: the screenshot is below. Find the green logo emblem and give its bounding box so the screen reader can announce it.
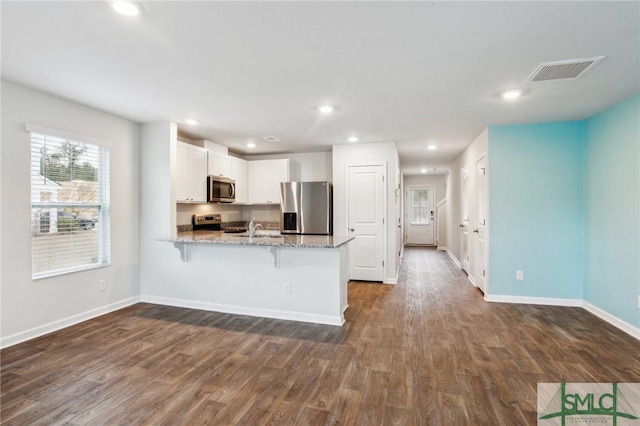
[539,383,639,426]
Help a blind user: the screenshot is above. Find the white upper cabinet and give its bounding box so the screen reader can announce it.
[248,159,290,204]
[176,142,208,203]
[231,157,248,204]
[208,152,233,178]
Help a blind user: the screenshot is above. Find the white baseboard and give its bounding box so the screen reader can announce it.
[437,246,447,252]
[140,295,345,326]
[468,274,477,287]
[582,301,640,340]
[445,249,462,268]
[384,268,399,285]
[0,296,141,349]
[485,294,583,307]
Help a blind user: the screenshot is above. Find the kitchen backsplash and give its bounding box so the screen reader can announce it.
[178,220,280,232]
[176,203,281,228]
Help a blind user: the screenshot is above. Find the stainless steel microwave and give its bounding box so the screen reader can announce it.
[207,175,235,203]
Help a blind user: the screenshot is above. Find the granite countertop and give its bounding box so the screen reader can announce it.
[161,230,354,249]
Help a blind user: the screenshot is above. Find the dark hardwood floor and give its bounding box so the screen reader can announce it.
[2,247,639,425]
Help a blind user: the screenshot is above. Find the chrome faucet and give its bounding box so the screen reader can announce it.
[248,218,262,238]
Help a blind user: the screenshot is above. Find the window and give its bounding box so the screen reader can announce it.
[410,189,430,225]
[30,129,111,279]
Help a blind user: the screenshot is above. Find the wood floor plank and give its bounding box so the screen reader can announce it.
[2,247,640,425]
[176,398,226,426]
[324,388,361,425]
[354,369,389,424]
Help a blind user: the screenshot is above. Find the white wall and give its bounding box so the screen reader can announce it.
[446,128,488,281]
[0,81,140,347]
[332,142,401,283]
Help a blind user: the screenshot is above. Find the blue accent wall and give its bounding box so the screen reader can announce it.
[584,94,640,327]
[488,122,586,299]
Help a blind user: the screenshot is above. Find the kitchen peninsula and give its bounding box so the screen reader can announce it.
[156,231,353,326]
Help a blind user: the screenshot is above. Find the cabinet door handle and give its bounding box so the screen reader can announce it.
[350,228,355,232]
[473,229,479,233]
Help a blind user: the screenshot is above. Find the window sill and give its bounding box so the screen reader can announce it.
[32,262,111,281]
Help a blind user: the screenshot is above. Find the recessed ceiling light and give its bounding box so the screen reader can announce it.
[421,167,427,174]
[318,105,334,114]
[184,119,198,125]
[111,1,142,16]
[501,89,522,100]
[427,145,437,150]
[348,136,358,143]
[246,142,256,148]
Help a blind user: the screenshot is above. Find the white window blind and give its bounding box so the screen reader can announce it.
[30,131,111,279]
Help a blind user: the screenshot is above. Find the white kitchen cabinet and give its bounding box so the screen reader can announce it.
[231,157,248,204]
[248,159,290,204]
[208,152,233,178]
[176,142,207,203]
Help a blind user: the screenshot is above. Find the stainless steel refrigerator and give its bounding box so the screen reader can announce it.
[280,181,333,235]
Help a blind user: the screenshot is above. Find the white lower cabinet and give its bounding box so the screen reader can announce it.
[176,142,207,203]
[248,159,290,204]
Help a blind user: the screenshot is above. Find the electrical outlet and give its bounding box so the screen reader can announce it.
[99,279,107,291]
[516,270,524,281]
[283,282,291,294]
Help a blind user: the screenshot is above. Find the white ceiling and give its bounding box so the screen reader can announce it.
[2,1,639,175]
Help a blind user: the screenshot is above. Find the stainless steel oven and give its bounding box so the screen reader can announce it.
[207,175,235,203]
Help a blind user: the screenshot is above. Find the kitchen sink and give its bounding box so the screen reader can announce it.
[233,232,283,238]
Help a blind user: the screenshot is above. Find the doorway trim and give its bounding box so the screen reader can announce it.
[344,162,388,282]
[404,184,436,246]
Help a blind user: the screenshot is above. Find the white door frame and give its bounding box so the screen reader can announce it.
[404,184,436,245]
[345,162,388,282]
[460,166,471,274]
[475,153,488,294]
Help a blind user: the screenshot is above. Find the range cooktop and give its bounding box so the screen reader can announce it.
[192,214,222,231]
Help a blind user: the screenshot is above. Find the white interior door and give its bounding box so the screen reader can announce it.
[461,166,470,273]
[405,185,435,245]
[347,164,385,282]
[475,156,487,293]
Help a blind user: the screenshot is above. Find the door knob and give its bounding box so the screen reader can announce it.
[473,229,479,233]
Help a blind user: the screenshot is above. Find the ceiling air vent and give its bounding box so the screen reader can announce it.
[524,56,605,84]
[262,136,280,142]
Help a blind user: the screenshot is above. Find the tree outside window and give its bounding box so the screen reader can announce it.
[30,131,110,278]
